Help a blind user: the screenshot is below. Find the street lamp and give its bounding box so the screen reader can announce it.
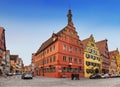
[68,63,72,72]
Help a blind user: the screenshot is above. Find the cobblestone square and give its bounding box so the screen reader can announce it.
[0,75,120,87]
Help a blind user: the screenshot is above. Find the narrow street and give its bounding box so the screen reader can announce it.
[0,75,120,87]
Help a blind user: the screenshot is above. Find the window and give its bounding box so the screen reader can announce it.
[47,58,49,63]
[69,57,72,63]
[47,49,49,54]
[86,54,90,58]
[91,55,93,59]
[63,56,67,62]
[93,56,96,60]
[44,59,46,64]
[53,45,56,50]
[80,49,82,54]
[89,49,92,53]
[69,46,72,52]
[86,61,90,66]
[50,57,52,62]
[95,51,97,55]
[63,44,66,50]
[91,43,94,47]
[74,58,78,63]
[50,47,52,52]
[75,48,77,53]
[79,59,82,64]
[53,56,56,62]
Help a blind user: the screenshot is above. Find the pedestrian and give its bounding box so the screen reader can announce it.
[76,73,80,80]
[71,73,74,80]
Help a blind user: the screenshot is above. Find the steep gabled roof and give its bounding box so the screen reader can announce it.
[109,49,119,56]
[81,34,95,49]
[36,37,57,55]
[96,39,108,54]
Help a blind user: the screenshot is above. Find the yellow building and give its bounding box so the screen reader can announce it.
[82,35,102,78]
[116,54,120,74]
[109,49,118,74]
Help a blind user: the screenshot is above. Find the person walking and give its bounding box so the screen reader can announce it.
[77,73,80,80]
[71,73,75,80]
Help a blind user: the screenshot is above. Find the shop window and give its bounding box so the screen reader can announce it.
[62,67,66,72]
[46,68,49,72]
[53,67,56,72]
[67,67,71,72]
[78,67,82,72]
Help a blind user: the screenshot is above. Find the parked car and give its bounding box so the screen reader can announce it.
[6,73,13,76]
[13,73,16,75]
[89,74,101,79]
[21,72,33,79]
[110,74,120,78]
[101,73,109,78]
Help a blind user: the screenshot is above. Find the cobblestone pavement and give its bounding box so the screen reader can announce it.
[0,75,120,87]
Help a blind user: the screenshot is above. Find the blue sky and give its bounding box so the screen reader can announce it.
[0,0,120,65]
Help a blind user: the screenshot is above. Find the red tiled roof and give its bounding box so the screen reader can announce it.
[36,36,57,55]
